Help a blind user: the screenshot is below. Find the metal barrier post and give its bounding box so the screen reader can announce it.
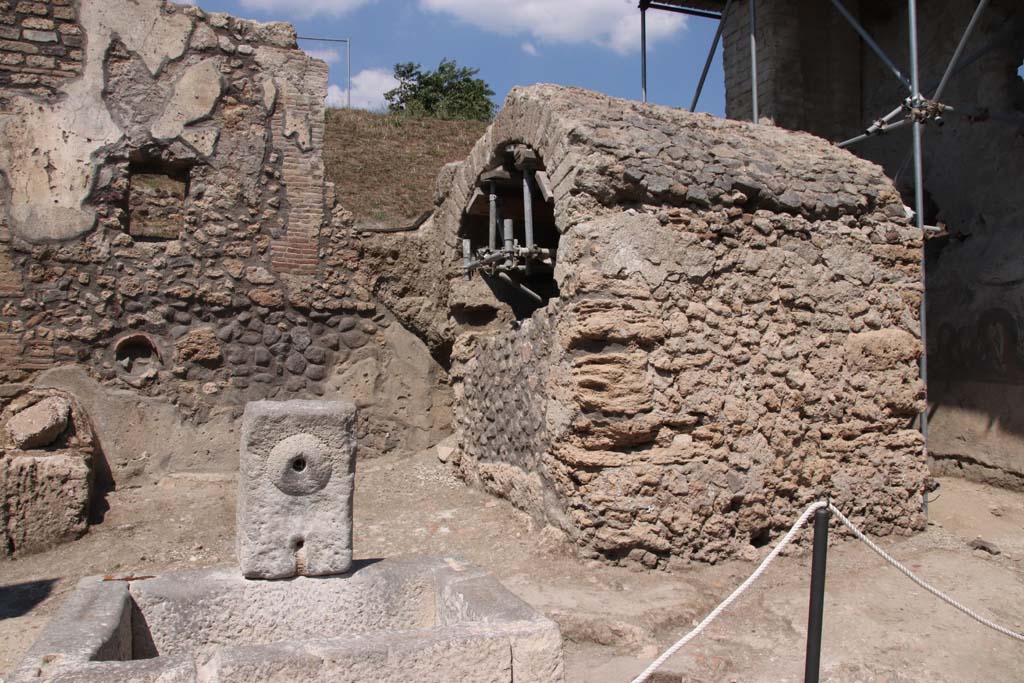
[804,506,830,683]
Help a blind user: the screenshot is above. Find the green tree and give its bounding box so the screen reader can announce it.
[385,59,495,121]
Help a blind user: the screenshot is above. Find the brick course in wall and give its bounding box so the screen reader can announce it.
[0,0,82,97]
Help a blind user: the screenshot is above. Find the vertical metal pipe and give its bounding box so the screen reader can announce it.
[691,0,733,112]
[346,39,352,108]
[908,0,929,459]
[932,0,989,102]
[522,173,535,275]
[503,218,514,253]
[462,238,471,279]
[804,507,831,683]
[749,0,758,122]
[522,174,535,250]
[488,181,497,251]
[641,3,648,103]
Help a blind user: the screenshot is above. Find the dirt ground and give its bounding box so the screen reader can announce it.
[1,447,1022,682]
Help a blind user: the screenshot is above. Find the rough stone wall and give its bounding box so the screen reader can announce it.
[430,85,926,568]
[0,0,451,481]
[719,0,1024,488]
[0,0,83,97]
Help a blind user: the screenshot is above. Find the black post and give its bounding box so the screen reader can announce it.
[804,506,830,683]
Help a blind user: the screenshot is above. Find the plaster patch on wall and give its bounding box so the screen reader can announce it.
[0,1,195,243]
[151,59,224,141]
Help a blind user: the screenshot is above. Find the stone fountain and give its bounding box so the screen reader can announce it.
[10,401,564,682]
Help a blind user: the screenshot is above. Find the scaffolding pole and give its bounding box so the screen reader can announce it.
[933,0,990,102]
[641,1,649,103]
[691,0,733,113]
[908,0,928,449]
[749,0,758,122]
[829,0,913,93]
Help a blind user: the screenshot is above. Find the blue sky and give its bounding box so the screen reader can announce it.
[182,0,726,116]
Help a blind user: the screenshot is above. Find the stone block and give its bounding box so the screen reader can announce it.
[12,558,564,683]
[236,400,356,579]
[6,395,70,449]
[22,29,57,43]
[0,451,91,556]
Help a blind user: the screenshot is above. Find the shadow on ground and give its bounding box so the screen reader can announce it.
[0,579,56,620]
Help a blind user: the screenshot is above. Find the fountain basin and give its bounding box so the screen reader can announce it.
[10,556,564,682]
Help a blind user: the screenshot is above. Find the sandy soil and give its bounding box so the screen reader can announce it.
[1,448,1022,682]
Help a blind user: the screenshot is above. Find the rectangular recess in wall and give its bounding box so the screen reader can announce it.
[127,159,190,240]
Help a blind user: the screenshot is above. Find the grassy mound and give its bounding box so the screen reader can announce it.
[324,109,488,227]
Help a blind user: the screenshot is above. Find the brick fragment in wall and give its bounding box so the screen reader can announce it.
[431,85,926,569]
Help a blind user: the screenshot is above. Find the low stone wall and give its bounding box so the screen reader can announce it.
[442,86,927,568]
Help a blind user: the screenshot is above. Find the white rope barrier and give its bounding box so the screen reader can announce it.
[628,501,827,683]
[827,504,1024,644]
[629,500,1024,683]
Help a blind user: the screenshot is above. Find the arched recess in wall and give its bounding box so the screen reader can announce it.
[113,332,163,377]
[458,143,559,322]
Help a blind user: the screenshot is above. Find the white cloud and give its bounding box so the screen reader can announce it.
[420,0,685,54]
[325,68,399,110]
[521,42,538,57]
[239,0,370,20]
[326,84,348,108]
[304,47,342,64]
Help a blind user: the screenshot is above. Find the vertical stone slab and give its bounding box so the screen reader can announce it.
[237,400,356,579]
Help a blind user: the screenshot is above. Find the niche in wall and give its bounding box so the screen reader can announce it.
[126,152,192,240]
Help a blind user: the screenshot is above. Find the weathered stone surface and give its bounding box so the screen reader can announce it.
[0,388,96,557]
[434,85,927,568]
[11,557,564,683]
[0,0,193,241]
[237,400,356,578]
[128,173,186,239]
[0,0,452,468]
[174,327,222,366]
[6,396,70,449]
[150,58,223,140]
[1,451,92,557]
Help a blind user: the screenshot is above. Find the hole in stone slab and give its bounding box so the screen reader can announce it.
[451,306,498,327]
[750,528,772,548]
[293,537,305,550]
[291,457,307,472]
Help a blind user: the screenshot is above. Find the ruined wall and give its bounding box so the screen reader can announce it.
[0,0,451,484]
[720,0,1024,488]
[421,85,926,568]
